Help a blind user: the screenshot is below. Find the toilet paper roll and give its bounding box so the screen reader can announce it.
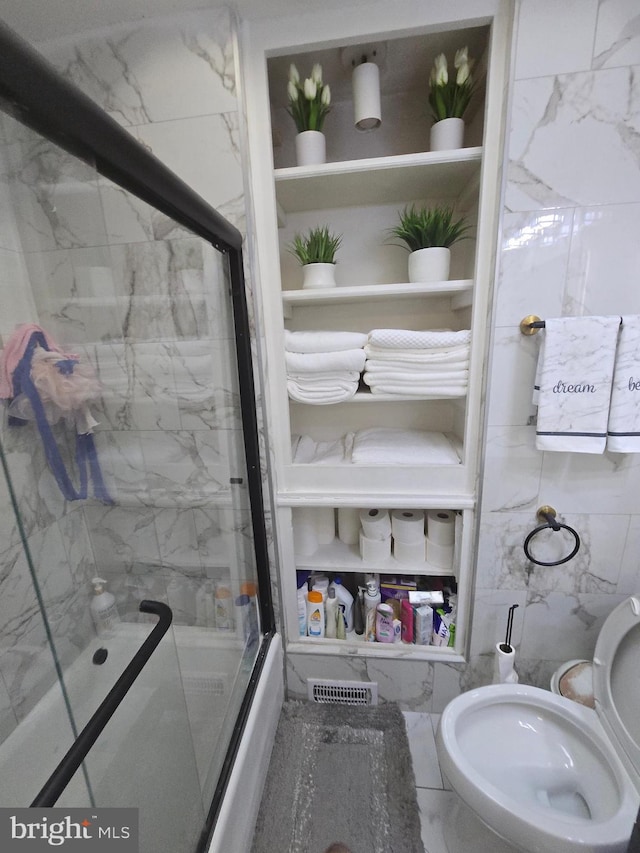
[426,510,456,546]
[359,530,391,562]
[425,537,454,569]
[292,507,319,556]
[493,642,519,684]
[393,536,426,565]
[338,507,361,546]
[391,509,425,544]
[315,507,336,545]
[359,508,392,541]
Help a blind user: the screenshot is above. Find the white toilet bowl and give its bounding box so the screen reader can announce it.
[436,595,640,853]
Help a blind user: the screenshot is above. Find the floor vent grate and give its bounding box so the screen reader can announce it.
[306,678,378,706]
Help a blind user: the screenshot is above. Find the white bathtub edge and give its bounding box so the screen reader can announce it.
[207,633,284,853]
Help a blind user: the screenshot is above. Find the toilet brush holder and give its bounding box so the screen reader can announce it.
[493,642,519,684]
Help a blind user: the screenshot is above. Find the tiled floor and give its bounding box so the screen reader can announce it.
[403,712,457,853]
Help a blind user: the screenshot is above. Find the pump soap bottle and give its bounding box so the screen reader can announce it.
[90,577,120,636]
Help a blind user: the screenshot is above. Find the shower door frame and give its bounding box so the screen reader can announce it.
[0,19,276,852]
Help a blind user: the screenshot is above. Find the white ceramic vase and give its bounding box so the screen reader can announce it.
[295,130,326,166]
[408,247,451,283]
[302,262,337,289]
[430,117,465,152]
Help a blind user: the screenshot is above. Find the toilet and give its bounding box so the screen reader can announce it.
[436,595,640,853]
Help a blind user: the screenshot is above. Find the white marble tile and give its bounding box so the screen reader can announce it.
[0,248,37,337]
[617,515,640,593]
[83,504,160,573]
[153,508,202,574]
[495,210,572,328]
[515,0,598,79]
[482,425,542,513]
[506,69,640,211]
[45,9,237,127]
[593,0,640,69]
[564,204,640,315]
[485,326,539,427]
[520,591,627,660]
[469,589,528,657]
[0,672,18,744]
[89,430,147,504]
[98,181,155,245]
[416,786,458,853]
[475,512,533,591]
[539,449,640,514]
[403,711,443,789]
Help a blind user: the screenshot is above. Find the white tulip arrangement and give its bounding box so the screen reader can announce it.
[428,47,476,122]
[286,63,331,133]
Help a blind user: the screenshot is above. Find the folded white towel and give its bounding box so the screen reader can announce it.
[363,370,468,384]
[364,344,470,363]
[285,349,366,374]
[351,428,461,465]
[287,370,360,383]
[368,384,467,397]
[534,316,620,453]
[368,329,471,349]
[287,379,359,404]
[364,364,469,378]
[607,315,640,452]
[285,330,368,353]
[292,433,354,464]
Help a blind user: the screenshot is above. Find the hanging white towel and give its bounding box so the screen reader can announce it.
[533,316,621,453]
[607,315,640,452]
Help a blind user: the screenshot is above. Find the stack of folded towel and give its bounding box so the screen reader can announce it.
[284,330,367,405]
[362,328,471,397]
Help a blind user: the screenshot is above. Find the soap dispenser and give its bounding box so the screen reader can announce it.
[90,577,120,636]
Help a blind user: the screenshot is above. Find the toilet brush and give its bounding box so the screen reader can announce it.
[493,604,519,684]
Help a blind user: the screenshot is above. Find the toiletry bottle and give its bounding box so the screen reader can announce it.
[297,578,308,636]
[306,590,325,638]
[325,587,338,639]
[329,576,354,632]
[375,602,395,643]
[240,581,259,648]
[214,582,233,631]
[354,587,365,635]
[90,577,120,636]
[364,579,381,642]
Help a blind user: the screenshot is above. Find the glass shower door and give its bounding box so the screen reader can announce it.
[0,80,264,850]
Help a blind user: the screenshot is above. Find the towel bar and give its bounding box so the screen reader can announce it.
[523,505,580,566]
[519,315,623,335]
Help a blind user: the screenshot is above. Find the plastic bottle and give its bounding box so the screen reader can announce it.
[364,579,381,642]
[354,587,365,635]
[376,603,395,643]
[325,587,338,639]
[90,577,120,636]
[311,573,330,601]
[297,581,308,637]
[329,577,354,632]
[306,590,325,638]
[214,582,233,631]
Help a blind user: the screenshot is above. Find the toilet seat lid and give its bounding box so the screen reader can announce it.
[593,595,640,778]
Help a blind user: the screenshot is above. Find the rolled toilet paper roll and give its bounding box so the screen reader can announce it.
[493,642,519,684]
[391,509,425,544]
[360,530,391,562]
[425,537,454,569]
[393,537,426,565]
[338,507,361,546]
[359,508,392,541]
[426,509,456,546]
[292,507,319,556]
[315,506,336,545]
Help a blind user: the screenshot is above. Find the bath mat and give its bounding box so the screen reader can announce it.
[251,700,424,853]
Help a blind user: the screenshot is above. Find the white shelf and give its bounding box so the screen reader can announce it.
[295,538,455,576]
[282,279,473,307]
[287,635,464,662]
[275,148,483,213]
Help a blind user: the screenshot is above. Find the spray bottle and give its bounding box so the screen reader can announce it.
[364,578,381,642]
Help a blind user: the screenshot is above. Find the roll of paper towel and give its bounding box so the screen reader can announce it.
[359,508,392,541]
[292,507,319,556]
[393,537,426,565]
[493,642,519,684]
[427,510,456,546]
[338,507,361,546]
[360,530,391,562]
[391,509,425,543]
[315,507,336,545]
[426,537,454,569]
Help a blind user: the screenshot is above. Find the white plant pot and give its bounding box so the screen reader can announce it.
[408,247,451,283]
[302,262,337,289]
[430,117,465,152]
[295,130,326,166]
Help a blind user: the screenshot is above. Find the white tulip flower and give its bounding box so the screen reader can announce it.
[289,63,300,84]
[287,80,298,102]
[433,53,448,86]
[454,47,469,69]
[321,84,331,106]
[311,63,323,85]
[456,61,472,85]
[303,78,317,100]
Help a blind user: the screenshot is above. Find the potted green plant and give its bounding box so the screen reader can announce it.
[288,225,342,289]
[428,47,476,151]
[388,204,469,283]
[287,63,332,166]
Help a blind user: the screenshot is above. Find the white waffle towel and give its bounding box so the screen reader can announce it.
[607,315,640,452]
